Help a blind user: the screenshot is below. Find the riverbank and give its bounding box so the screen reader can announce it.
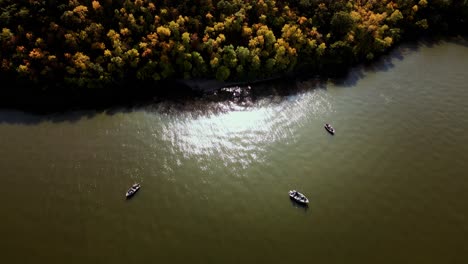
[1,36,466,113]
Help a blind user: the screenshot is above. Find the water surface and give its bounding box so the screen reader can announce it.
[1,40,468,263]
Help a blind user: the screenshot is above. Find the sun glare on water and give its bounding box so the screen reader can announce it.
[154,89,332,170]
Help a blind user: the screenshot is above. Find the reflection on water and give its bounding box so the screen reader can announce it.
[289,199,309,212]
[151,90,334,175]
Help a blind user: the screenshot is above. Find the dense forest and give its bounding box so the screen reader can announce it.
[1,0,467,90]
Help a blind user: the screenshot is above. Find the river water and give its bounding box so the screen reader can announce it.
[1,40,468,263]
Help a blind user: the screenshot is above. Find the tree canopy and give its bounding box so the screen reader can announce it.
[0,0,466,90]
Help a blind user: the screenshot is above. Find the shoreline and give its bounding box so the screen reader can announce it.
[1,36,466,114]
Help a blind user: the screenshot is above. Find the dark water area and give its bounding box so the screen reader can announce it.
[1,40,468,263]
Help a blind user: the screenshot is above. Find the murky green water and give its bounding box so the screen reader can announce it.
[1,40,468,263]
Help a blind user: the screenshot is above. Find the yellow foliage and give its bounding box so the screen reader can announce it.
[249,38,258,48]
[412,5,418,12]
[146,32,158,46]
[29,48,44,59]
[214,22,225,32]
[72,52,90,70]
[317,43,326,56]
[257,35,265,46]
[104,49,112,57]
[92,1,101,10]
[154,15,161,24]
[127,14,136,25]
[182,32,190,44]
[156,26,171,38]
[298,16,307,25]
[35,38,43,46]
[73,5,88,20]
[111,56,124,67]
[307,39,317,49]
[134,0,143,7]
[210,57,219,68]
[242,27,252,37]
[386,2,394,11]
[79,30,88,40]
[17,64,29,73]
[139,42,148,49]
[120,28,131,36]
[126,48,139,58]
[383,36,393,46]
[73,5,88,13]
[388,10,403,23]
[1,28,13,41]
[288,47,297,56]
[205,27,215,35]
[350,11,361,22]
[216,34,226,43]
[107,29,120,40]
[176,16,186,26]
[176,43,185,52]
[309,27,322,39]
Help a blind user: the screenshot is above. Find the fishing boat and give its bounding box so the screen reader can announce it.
[324,123,335,135]
[289,190,309,205]
[126,183,141,199]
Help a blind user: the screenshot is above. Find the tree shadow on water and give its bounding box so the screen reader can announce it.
[2,37,465,125]
[0,106,136,126]
[328,42,415,88]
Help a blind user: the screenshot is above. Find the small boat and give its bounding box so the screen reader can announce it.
[289,190,309,205]
[324,123,335,135]
[126,183,141,198]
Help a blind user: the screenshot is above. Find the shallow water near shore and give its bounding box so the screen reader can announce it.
[1,40,468,263]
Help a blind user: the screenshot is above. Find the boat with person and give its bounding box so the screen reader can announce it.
[126,183,141,199]
[289,190,309,205]
[324,123,335,135]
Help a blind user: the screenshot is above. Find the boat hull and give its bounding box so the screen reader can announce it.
[324,124,335,135]
[125,184,141,198]
[289,190,309,205]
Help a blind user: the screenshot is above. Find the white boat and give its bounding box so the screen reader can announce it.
[126,183,141,198]
[289,190,309,205]
[324,123,335,135]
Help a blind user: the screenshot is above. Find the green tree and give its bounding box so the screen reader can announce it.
[330,11,355,39]
[216,65,230,81]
